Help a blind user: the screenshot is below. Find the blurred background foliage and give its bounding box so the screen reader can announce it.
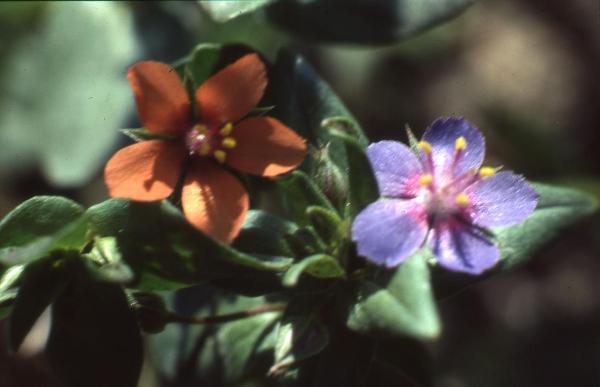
[0,1,598,386]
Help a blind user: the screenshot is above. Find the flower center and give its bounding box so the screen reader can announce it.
[185,122,237,163]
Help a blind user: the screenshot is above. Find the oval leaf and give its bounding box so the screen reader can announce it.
[46,268,143,387]
[344,251,440,340]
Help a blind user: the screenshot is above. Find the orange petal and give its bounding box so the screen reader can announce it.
[128,61,191,136]
[226,117,307,177]
[195,53,267,125]
[104,140,186,201]
[182,159,249,244]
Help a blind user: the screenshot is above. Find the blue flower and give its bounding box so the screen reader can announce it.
[351,117,538,274]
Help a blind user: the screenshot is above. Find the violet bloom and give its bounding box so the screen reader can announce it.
[351,117,537,274]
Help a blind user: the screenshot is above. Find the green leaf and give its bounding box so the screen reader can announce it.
[46,266,143,387]
[284,227,327,258]
[329,130,379,218]
[183,43,256,89]
[434,183,598,299]
[306,206,342,247]
[85,199,292,292]
[200,0,275,22]
[84,237,134,284]
[150,285,280,384]
[344,252,440,340]
[0,2,138,186]
[266,0,473,44]
[0,196,87,267]
[268,50,367,145]
[120,128,176,142]
[270,310,329,376]
[268,50,373,214]
[7,254,73,352]
[283,254,345,288]
[233,210,298,257]
[0,265,24,320]
[278,171,337,226]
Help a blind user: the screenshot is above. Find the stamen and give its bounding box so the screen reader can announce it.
[220,122,233,136]
[479,166,496,177]
[455,193,470,207]
[418,141,432,154]
[221,137,237,149]
[195,125,207,134]
[197,140,211,156]
[454,136,467,151]
[418,174,433,186]
[214,150,227,163]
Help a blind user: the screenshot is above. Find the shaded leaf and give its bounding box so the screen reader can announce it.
[85,199,292,292]
[344,252,440,340]
[150,285,280,385]
[266,0,473,44]
[233,210,298,257]
[329,130,379,218]
[47,266,143,387]
[7,254,73,352]
[270,309,329,376]
[306,206,342,248]
[277,171,336,226]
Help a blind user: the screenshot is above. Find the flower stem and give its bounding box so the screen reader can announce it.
[166,303,286,325]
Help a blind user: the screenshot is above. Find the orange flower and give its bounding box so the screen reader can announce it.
[104,54,307,243]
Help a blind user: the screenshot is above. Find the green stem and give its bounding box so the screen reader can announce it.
[166,303,286,325]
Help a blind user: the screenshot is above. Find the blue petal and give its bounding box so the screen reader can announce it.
[466,171,538,227]
[352,199,428,268]
[422,117,485,179]
[429,219,499,275]
[367,141,423,198]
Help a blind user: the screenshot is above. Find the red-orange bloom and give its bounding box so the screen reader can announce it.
[104,54,307,243]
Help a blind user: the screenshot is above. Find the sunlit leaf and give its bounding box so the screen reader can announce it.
[200,0,275,22]
[344,252,440,340]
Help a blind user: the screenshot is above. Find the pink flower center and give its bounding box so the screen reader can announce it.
[184,122,237,163]
[415,137,495,220]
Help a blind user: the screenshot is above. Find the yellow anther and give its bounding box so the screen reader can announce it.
[198,141,211,156]
[221,137,237,149]
[479,166,496,177]
[193,124,207,134]
[418,174,433,186]
[220,122,233,136]
[418,141,432,154]
[455,193,470,207]
[213,150,227,163]
[455,136,467,150]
